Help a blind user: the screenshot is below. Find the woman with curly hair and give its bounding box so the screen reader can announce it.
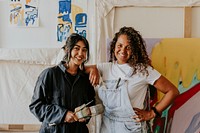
[88,26,179,133]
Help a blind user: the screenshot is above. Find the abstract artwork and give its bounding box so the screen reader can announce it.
[9,0,39,27]
[57,0,88,42]
[150,38,200,133]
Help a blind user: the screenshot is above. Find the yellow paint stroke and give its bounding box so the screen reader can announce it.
[9,3,24,25]
[57,12,73,34]
[71,5,83,28]
[151,38,200,99]
[57,4,83,34]
[26,0,31,4]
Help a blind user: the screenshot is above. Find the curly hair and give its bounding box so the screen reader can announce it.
[109,26,151,76]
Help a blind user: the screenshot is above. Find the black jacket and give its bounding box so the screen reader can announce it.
[29,62,95,133]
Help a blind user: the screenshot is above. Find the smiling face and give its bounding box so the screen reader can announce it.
[63,33,90,70]
[114,34,132,64]
[69,40,87,67]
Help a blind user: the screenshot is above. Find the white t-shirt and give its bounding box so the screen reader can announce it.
[97,62,161,109]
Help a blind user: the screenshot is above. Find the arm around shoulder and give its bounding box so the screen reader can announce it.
[85,65,100,86]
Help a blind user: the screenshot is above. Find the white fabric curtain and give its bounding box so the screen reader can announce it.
[0,48,62,124]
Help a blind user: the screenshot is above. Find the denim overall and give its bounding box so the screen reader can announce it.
[98,79,147,133]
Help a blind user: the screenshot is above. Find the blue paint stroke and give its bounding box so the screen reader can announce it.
[75,13,87,37]
[25,5,38,26]
[57,0,72,42]
[58,0,71,22]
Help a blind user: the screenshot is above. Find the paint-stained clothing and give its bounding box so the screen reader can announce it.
[29,62,95,133]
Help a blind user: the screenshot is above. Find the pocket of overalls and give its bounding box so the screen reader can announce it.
[124,121,142,133]
[98,85,121,109]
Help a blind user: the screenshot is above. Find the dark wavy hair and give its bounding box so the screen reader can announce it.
[109,26,151,76]
[62,33,90,70]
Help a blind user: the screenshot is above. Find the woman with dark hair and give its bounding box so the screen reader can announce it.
[88,26,179,133]
[29,33,95,133]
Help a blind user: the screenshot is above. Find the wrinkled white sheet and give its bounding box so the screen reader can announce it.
[0,48,61,124]
[0,61,50,124]
[0,48,63,65]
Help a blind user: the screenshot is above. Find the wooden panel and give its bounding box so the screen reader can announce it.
[0,124,40,132]
[184,7,192,38]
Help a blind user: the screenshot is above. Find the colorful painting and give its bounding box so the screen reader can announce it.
[9,0,39,27]
[57,0,88,42]
[149,38,200,133]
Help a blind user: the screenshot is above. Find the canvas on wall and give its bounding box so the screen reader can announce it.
[57,0,88,42]
[9,0,39,27]
[150,38,200,133]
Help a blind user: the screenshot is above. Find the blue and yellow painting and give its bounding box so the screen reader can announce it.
[57,0,88,42]
[9,0,39,27]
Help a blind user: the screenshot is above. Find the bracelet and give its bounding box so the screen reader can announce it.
[152,107,161,117]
